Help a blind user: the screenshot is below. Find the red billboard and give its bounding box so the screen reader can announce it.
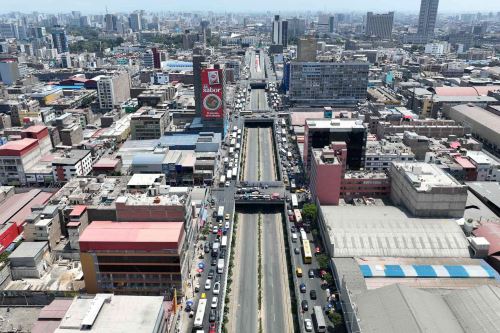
[201,68,224,119]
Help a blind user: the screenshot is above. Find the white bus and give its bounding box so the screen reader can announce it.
[313,306,327,332]
[219,175,226,186]
[226,170,232,180]
[217,206,225,221]
[291,193,299,209]
[193,299,208,329]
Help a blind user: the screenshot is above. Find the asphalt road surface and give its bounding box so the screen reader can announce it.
[262,212,292,333]
[233,213,258,333]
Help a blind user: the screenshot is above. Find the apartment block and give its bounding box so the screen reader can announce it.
[365,139,415,171]
[52,149,92,182]
[130,107,168,140]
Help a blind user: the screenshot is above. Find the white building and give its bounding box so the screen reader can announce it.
[424,42,450,55]
[466,151,500,182]
[96,72,131,110]
[52,149,92,183]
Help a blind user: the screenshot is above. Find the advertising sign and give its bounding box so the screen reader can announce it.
[201,69,224,119]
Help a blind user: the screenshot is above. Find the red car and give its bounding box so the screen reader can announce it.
[209,323,217,333]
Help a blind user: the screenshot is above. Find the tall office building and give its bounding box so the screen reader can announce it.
[272,15,288,47]
[417,0,439,40]
[288,17,306,39]
[51,26,68,53]
[297,36,317,62]
[289,61,369,106]
[317,15,335,34]
[104,14,117,32]
[129,12,142,32]
[365,12,394,39]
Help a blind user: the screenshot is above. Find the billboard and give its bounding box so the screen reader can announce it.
[201,69,224,119]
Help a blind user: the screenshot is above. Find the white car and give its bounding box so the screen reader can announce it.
[225,181,230,187]
[304,319,313,332]
[213,282,221,295]
[211,296,218,309]
[205,279,212,291]
[224,221,230,230]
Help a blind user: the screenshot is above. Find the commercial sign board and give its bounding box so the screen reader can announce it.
[201,69,224,119]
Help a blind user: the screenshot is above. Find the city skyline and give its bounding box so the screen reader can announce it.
[0,0,499,14]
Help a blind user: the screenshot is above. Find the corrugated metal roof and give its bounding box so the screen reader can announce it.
[79,221,184,251]
[321,205,470,258]
[357,284,466,333]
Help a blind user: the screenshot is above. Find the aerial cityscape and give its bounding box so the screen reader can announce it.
[0,0,499,332]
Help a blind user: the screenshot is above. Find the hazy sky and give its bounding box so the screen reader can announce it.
[1,0,499,14]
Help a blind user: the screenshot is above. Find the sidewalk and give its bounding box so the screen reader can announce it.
[177,239,206,333]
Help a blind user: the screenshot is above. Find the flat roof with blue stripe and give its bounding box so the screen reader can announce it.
[359,264,496,279]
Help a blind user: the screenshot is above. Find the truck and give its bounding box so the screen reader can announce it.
[219,175,226,187]
[217,259,225,274]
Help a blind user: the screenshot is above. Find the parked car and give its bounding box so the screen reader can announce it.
[301,300,309,311]
[204,244,210,253]
[310,290,317,300]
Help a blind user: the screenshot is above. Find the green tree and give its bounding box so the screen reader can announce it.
[302,203,317,222]
[328,311,343,326]
[323,272,334,285]
[316,253,330,270]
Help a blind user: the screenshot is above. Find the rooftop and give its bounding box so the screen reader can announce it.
[450,104,500,134]
[392,162,464,192]
[320,205,470,258]
[52,149,91,165]
[53,294,164,333]
[127,173,164,187]
[467,181,500,213]
[9,241,47,259]
[466,150,500,166]
[79,221,184,252]
[306,118,365,130]
[0,307,42,333]
[435,85,500,96]
[0,138,39,156]
[356,284,500,333]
